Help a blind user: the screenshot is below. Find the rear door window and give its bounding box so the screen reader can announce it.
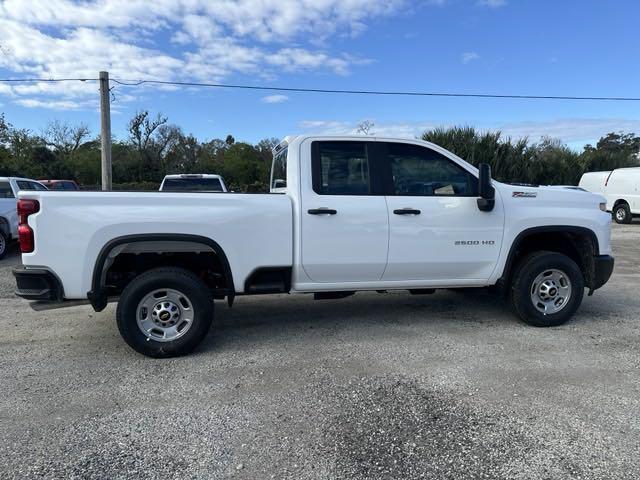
[312,141,371,195]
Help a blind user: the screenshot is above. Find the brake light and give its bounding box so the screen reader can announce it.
[17,199,39,253]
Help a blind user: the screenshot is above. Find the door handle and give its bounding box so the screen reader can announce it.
[308,208,337,215]
[393,208,421,215]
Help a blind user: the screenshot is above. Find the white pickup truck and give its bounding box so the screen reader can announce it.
[14,136,614,357]
[0,177,48,259]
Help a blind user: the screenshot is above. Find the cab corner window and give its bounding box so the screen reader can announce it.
[387,143,477,197]
[271,146,288,189]
[312,141,370,195]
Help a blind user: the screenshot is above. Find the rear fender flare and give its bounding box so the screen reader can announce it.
[87,233,234,311]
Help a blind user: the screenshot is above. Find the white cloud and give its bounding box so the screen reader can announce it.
[0,0,405,110]
[261,94,289,104]
[299,117,640,145]
[478,0,507,7]
[495,118,640,145]
[299,119,434,138]
[15,98,92,110]
[461,51,480,64]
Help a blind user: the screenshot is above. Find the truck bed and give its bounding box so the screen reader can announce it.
[19,191,293,298]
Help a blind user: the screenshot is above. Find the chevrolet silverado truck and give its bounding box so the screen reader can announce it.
[14,136,614,357]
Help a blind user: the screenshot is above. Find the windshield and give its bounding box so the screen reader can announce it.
[162,177,224,192]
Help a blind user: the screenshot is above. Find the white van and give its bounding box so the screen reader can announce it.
[599,167,640,224]
[578,171,610,196]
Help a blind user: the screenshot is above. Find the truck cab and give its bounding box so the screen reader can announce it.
[13,136,614,357]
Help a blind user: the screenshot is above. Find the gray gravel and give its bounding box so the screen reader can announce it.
[1,223,639,479]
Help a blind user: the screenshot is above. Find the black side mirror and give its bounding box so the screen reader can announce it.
[477,163,495,212]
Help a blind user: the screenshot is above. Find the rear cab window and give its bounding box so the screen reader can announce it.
[162,178,224,192]
[16,181,46,191]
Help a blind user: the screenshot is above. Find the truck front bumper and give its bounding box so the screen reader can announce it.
[592,255,614,290]
[13,266,64,301]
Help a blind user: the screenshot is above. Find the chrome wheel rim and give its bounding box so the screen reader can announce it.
[136,288,195,342]
[530,269,572,315]
[616,208,626,221]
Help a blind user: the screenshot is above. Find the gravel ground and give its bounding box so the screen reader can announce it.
[1,223,639,479]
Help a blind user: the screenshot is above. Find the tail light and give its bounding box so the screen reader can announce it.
[17,199,39,253]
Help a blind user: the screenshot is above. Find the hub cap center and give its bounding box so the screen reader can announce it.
[530,269,572,315]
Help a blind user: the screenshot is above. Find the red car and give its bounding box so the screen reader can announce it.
[38,180,80,191]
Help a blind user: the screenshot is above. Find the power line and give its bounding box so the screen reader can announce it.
[0,76,639,102]
[0,78,98,83]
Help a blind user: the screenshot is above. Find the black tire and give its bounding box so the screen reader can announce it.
[613,202,632,224]
[116,267,214,358]
[510,251,584,327]
[0,230,7,260]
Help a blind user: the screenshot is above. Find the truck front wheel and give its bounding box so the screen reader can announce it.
[510,251,584,327]
[116,267,214,358]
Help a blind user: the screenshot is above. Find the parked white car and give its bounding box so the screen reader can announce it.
[14,136,613,357]
[0,177,47,259]
[159,174,228,192]
[579,167,640,223]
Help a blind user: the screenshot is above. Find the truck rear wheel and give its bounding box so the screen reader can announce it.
[613,203,632,224]
[510,251,584,327]
[116,267,214,358]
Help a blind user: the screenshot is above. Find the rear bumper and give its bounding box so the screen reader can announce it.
[13,266,64,301]
[592,255,614,290]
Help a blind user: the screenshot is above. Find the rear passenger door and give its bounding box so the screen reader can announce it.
[381,141,504,282]
[299,140,389,283]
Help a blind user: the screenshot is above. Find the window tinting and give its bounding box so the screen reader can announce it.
[0,181,14,198]
[162,178,223,192]
[314,141,370,195]
[387,143,477,196]
[271,147,287,189]
[16,181,35,191]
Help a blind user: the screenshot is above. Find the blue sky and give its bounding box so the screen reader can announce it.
[0,0,639,149]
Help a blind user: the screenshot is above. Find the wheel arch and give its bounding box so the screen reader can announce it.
[88,233,235,311]
[498,226,600,294]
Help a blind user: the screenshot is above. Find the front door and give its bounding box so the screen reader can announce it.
[381,141,504,282]
[300,140,389,283]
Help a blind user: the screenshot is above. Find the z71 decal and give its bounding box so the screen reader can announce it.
[513,191,537,198]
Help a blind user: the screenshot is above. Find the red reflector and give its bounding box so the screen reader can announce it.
[18,225,35,253]
[16,199,39,253]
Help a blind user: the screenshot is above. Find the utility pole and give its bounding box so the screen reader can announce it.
[99,71,112,191]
